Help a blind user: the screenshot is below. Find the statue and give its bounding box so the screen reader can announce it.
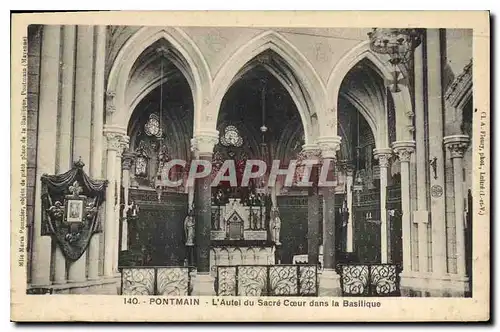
[184,208,195,247]
[125,200,139,218]
[270,206,281,245]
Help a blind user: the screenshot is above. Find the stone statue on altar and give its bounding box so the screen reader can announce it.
[270,206,281,245]
[184,208,195,247]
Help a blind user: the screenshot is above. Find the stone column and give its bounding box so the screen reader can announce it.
[87,25,106,281]
[113,136,129,272]
[374,148,393,264]
[393,141,415,274]
[345,166,354,253]
[191,130,218,295]
[121,152,135,250]
[103,129,124,277]
[53,25,75,285]
[413,40,430,274]
[31,25,61,287]
[444,135,469,277]
[302,145,321,265]
[426,29,448,275]
[317,136,342,296]
[67,25,94,283]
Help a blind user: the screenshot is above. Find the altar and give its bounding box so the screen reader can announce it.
[209,196,276,275]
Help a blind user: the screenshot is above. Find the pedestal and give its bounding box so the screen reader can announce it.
[318,269,341,296]
[400,272,470,297]
[193,272,215,296]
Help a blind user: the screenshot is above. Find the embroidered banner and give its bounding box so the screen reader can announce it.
[41,159,107,261]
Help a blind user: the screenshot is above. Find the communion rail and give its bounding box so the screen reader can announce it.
[336,263,402,297]
[120,266,196,296]
[215,264,318,296]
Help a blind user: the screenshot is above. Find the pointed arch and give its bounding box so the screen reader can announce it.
[208,31,327,144]
[106,26,212,130]
[327,40,414,145]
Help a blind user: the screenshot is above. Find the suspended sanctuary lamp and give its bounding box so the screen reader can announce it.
[367,28,423,92]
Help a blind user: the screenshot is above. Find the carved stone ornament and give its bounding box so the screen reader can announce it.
[444,59,472,107]
[392,141,415,163]
[116,135,130,157]
[394,148,413,163]
[374,148,393,168]
[41,159,107,261]
[191,131,219,156]
[122,152,136,170]
[106,132,123,151]
[444,135,470,159]
[105,91,116,115]
[299,144,322,162]
[317,136,342,159]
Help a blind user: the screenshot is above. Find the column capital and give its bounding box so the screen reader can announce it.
[392,141,415,163]
[116,135,130,158]
[444,135,470,159]
[122,152,136,170]
[299,143,322,162]
[373,147,393,168]
[104,125,127,151]
[317,136,342,159]
[191,130,219,157]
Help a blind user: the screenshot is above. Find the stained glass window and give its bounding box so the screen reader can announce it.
[220,125,243,147]
[144,113,162,137]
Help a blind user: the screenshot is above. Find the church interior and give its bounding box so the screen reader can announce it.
[25,26,473,297]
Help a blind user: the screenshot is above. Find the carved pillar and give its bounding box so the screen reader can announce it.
[302,145,323,264]
[345,165,354,253]
[121,152,135,251]
[444,135,469,277]
[53,25,75,285]
[32,25,61,287]
[317,136,342,296]
[393,141,415,273]
[427,29,448,276]
[374,148,392,264]
[412,40,431,273]
[67,25,95,283]
[113,136,129,272]
[87,25,106,281]
[191,130,218,295]
[103,128,125,277]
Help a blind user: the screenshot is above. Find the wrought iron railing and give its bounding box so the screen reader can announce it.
[336,263,401,297]
[215,264,318,296]
[120,266,196,296]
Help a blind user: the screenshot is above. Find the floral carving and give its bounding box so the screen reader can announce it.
[374,152,392,168]
[394,148,413,163]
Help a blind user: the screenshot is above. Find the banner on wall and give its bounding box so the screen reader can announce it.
[40,159,107,261]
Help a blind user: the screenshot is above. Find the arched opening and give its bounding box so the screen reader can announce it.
[122,40,195,268]
[335,58,402,265]
[210,51,310,266]
[210,31,325,145]
[105,26,211,132]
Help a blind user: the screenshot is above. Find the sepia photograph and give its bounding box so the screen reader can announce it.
[10,11,490,321]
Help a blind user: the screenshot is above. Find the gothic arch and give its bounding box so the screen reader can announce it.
[327,40,414,145]
[208,31,327,145]
[106,26,212,130]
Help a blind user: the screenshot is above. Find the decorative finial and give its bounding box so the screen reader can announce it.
[74,157,85,169]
